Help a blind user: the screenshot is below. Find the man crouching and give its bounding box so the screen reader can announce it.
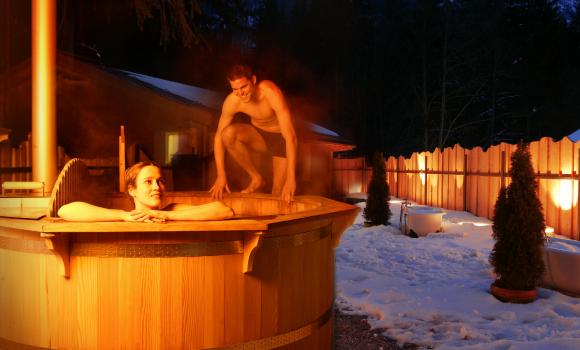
[210,64,297,203]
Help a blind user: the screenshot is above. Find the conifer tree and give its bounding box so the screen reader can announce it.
[364,152,391,226]
[489,142,545,290]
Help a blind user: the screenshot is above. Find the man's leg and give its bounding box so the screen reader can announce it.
[271,156,287,196]
[221,124,267,193]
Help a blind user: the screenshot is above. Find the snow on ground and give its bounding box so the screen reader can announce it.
[335,195,580,350]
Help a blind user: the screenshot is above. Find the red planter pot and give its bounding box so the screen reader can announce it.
[490,282,537,304]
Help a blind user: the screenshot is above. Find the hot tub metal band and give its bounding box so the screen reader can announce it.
[0,337,52,350]
[69,225,332,258]
[208,307,332,350]
[260,225,332,249]
[0,236,51,254]
[0,307,331,350]
[70,240,244,257]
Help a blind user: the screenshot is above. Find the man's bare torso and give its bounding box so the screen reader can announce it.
[229,81,280,133]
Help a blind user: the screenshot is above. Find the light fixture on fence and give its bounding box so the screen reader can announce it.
[549,179,577,211]
[349,181,362,194]
[418,153,426,185]
[545,226,555,236]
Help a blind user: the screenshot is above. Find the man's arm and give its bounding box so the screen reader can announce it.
[264,81,297,202]
[210,97,236,199]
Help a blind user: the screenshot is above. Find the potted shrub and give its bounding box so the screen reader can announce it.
[364,152,392,226]
[489,142,546,303]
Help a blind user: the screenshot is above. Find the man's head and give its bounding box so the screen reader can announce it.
[227,64,254,81]
[227,64,256,103]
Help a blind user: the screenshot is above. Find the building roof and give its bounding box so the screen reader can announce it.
[113,68,352,145]
[113,69,225,110]
[568,129,580,143]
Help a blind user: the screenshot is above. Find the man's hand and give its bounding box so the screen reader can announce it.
[210,176,231,200]
[281,177,296,203]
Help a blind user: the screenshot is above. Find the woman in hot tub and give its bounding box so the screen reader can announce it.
[58,161,234,222]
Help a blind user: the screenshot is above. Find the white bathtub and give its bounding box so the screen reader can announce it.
[542,237,580,297]
[404,207,444,237]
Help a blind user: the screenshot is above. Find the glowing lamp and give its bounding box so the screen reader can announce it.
[549,180,577,211]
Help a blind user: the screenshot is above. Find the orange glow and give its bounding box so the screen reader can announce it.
[549,180,578,211]
[418,153,426,185]
[32,0,57,192]
[456,175,464,190]
[349,181,362,194]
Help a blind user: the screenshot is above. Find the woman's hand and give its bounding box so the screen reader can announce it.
[122,210,167,223]
[143,209,169,222]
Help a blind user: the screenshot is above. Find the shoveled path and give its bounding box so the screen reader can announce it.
[333,307,424,350]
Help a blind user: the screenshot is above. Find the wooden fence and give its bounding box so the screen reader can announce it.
[333,137,580,240]
[0,134,67,188]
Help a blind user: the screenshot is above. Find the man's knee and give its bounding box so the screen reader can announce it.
[221,125,238,148]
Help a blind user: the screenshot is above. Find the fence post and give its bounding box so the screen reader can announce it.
[396,159,399,198]
[577,153,580,240]
[463,153,468,211]
[424,156,428,205]
[500,150,506,190]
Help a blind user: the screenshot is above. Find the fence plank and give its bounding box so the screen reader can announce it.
[557,138,574,236]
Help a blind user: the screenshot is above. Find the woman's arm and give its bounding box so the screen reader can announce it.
[151,201,234,221]
[58,201,145,222]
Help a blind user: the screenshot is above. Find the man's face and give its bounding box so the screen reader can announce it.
[229,76,255,103]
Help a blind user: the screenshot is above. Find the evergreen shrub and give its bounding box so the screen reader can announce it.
[489,142,545,290]
[364,152,392,226]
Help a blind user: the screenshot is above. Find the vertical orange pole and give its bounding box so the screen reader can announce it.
[32,0,57,193]
[119,125,126,192]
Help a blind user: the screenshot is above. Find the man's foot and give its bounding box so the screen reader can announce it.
[241,177,264,193]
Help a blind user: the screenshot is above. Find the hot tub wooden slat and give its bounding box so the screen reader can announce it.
[278,236,305,334]
[224,254,244,344]
[243,264,262,341]
[257,245,280,338]
[182,257,205,349]
[160,257,181,349]
[97,257,120,349]
[204,255,226,347]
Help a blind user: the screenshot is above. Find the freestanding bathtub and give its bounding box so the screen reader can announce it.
[0,168,358,350]
[542,237,580,297]
[402,206,445,237]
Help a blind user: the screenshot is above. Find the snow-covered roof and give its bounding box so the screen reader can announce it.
[568,128,580,142]
[115,70,225,110]
[306,122,340,138]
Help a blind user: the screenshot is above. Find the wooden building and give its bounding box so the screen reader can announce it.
[0,53,353,196]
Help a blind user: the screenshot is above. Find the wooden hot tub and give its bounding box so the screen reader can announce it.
[0,189,358,349]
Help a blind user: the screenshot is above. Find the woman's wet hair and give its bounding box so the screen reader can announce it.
[125,161,162,192]
[227,64,253,81]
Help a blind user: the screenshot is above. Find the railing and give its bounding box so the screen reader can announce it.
[333,137,580,240]
[47,158,88,217]
[0,134,66,185]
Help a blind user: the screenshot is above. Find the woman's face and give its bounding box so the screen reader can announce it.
[128,165,165,210]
